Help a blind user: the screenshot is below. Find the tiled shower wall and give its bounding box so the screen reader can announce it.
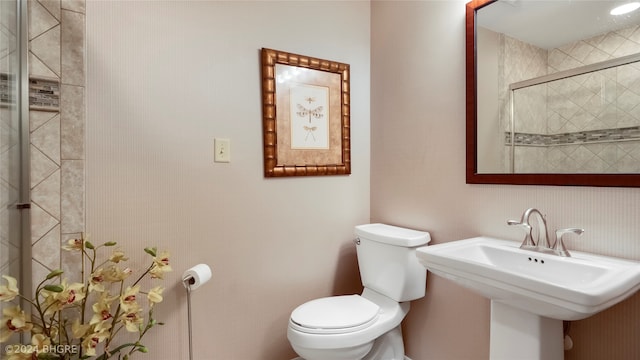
[29,0,85,288]
[502,24,640,173]
[500,35,547,134]
[498,35,547,171]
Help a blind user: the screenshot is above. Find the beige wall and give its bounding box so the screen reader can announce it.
[372,1,640,360]
[86,1,370,359]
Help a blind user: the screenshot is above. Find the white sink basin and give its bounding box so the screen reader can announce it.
[416,236,640,320]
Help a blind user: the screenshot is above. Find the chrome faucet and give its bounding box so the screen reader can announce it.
[553,228,585,257]
[508,208,584,257]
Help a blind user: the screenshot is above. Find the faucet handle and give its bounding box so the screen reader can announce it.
[553,228,585,257]
[508,220,535,247]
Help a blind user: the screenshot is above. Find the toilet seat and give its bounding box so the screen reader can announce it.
[290,295,380,335]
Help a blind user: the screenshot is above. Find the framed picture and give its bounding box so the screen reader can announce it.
[260,48,351,177]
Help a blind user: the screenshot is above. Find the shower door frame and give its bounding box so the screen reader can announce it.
[17,0,31,298]
[1,0,31,304]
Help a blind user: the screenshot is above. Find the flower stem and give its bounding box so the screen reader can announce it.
[130,262,154,288]
[105,280,125,353]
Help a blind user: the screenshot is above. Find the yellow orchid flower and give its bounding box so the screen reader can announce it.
[81,328,110,357]
[0,305,33,342]
[149,251,172,279]
[0,275,19,302]
[71,318,91,339]
[154,251,171,266]
[120,304,143,332]
[120,285,140,311]
[62,238,83,251]
[41,280,85,316]
[81,336,99,357]
[89,268,105,292]
[59,280,85,305]
[31,333,51,351]
[103,265,132,282]
[147,286,164,306]
[109,250,129,263]
[93,317,112,333]
[90,292,117,325]
[41,289,63,316]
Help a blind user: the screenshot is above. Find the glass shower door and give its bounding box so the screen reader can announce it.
[0,0,26,321]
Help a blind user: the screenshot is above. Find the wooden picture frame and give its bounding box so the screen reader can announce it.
[260,48,351,177]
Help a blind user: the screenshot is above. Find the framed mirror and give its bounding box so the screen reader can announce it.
[467,0,640,186]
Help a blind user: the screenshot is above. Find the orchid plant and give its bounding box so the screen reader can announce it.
[0,236,171,359]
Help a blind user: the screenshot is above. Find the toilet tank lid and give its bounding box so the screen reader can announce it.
[354,223,431,247]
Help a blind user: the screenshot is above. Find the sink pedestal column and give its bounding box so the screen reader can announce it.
[490,301,564,360]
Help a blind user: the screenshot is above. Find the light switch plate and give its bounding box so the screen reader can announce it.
[214,138,230,163]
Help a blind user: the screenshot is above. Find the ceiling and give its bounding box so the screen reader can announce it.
[477,0,640,49]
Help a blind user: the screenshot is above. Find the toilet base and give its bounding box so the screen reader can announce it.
[292,326,406,360]
[292,357,412,360]
[363,325,404,360]
[291,356,411,360]
[292,358,412,360]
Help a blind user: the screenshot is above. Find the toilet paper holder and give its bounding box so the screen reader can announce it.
[182,263,212,360]
[182,263,212,291]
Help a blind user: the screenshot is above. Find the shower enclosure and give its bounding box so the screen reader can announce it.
[507,53,640,174]
[0,0,29,343]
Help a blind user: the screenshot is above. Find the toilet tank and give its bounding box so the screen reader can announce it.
[354,223,431,302]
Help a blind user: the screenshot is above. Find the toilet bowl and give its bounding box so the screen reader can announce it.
[287,224,431,360]
[288,289,408,360]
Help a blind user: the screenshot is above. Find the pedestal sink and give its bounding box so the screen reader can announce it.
[415,237,640,360]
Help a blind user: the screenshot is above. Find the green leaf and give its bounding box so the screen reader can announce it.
[144,247,157,257]
[85,241,95,249]
[44,284,64,292]
[45,269,64,279]
[104,241,117,246]
[138,346,148,353]
[95,342,143,360]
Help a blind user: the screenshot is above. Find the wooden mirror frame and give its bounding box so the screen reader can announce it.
[466,0,640,187]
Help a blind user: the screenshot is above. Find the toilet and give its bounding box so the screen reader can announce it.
[287,223,431,360]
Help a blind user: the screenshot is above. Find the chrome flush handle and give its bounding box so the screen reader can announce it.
[354,237,361,245]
